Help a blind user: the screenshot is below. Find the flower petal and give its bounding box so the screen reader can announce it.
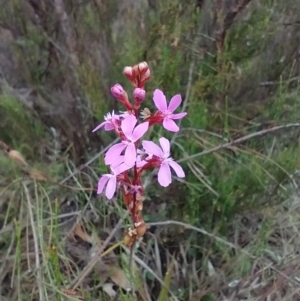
[110,155,125,171]
[168,160,185,178]
[124,143,136,167]
[171,112,187,120]
[114,162,131,174]
[105,143,126,165]
[119,111,130,118]
[168,94,182,112]
[121,115,137,138]
[132,121,149,142]
[105,176,117,199]
[104,123,115,131]
[159,137,170,156]
[163,118,179,132]
[136,157,147,168]
[153,89,168,111]
[92,121,106,132]
[142,140,163,158]
[97,175,109,194]
[158,162,172,187]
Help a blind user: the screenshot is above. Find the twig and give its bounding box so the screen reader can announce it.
[177,123,300,163]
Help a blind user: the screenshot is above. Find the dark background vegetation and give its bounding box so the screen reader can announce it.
[1,0,300,300]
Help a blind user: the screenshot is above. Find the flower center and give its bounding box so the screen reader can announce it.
[123,139,134,144]
[164,153,170,159]
[163,109,172,116]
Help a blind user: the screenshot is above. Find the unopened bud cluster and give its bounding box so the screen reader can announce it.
[123,62,150,88]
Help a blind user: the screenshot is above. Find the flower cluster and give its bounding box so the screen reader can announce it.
[93,62,187,246]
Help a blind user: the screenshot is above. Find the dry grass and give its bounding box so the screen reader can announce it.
[1,143,300,300]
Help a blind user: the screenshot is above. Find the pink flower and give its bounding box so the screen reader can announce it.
[97,161,128,199]
[129,184,142,194]
[105,115,149,167]
[92,111,120,132]
[153,89,187,132]
[142,137,185,187]
[97,173,117,199]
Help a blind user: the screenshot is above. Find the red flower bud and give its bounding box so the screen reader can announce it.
[123,66,133,79]
[137,61,149,75]
[140,69,150,82]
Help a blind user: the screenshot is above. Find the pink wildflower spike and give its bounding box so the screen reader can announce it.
[142,137,185,187]
[92,111,120,132]
[93,62,190,244]
[105,115,149,167]
[153,89,187,132]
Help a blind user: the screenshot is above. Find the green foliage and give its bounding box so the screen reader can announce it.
[0,93,45,158]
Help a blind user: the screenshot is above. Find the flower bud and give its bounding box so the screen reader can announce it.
[137,61,149,75]
[133,88,146,103]
[111,83,124,100]
[140,69,150,83]
[123,66,133,78]
[111,83,132,111]
[124,62,150,88]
